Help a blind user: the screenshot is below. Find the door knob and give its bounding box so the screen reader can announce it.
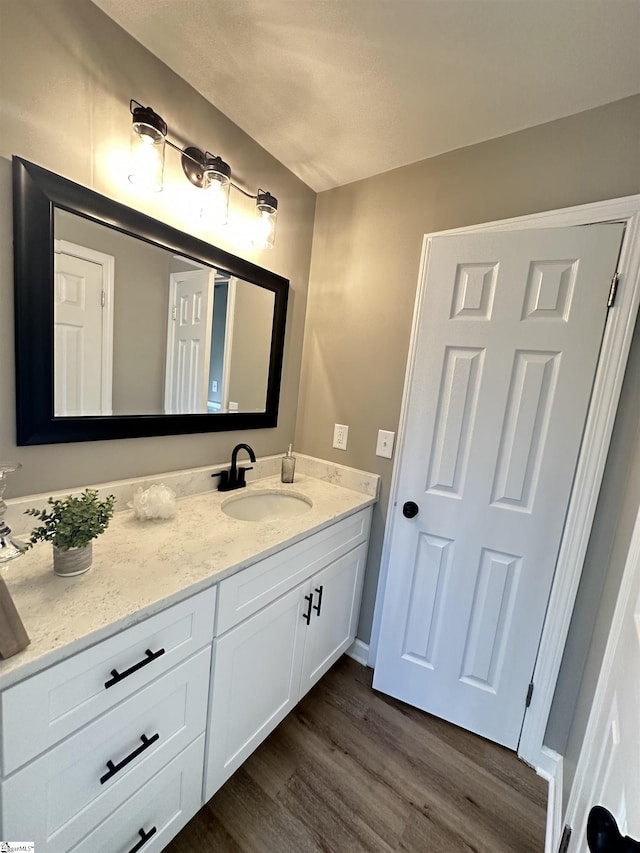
[402,501,419,519]
[587,806,640,852]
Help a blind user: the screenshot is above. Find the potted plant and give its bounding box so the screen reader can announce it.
[25,489,116,576]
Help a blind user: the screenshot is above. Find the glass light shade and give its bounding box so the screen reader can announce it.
[253,209,277,249]
[128,121,166,192]
[253,191,278,249]
[201,169,231,225]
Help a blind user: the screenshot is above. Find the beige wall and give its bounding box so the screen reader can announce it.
[0,0,315,497]
[297,94,640,647]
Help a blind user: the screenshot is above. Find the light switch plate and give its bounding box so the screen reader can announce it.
[376,429,395,459]
[333,424,349,450]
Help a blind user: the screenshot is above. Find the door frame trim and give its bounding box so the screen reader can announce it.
[369,194,640,770]
[564,505,640,845]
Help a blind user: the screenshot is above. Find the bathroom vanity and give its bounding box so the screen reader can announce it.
[0,459,377,851]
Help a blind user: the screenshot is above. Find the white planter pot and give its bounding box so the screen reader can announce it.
[53,543,92,577]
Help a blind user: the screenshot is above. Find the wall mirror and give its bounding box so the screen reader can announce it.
[13,157,289,445]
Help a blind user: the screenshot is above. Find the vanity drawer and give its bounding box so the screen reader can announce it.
[0,647,210,849]
[216,507,372,633]
[1,586,215,774]
[68,735,205,853]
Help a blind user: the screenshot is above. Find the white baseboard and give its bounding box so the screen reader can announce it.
[537,747,563,853]
[346,638,370,667]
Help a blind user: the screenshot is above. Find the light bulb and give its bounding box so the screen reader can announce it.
[253,191,278,249]
[201,169,230,226]
[128,106,167,192]
[253,210,276,249]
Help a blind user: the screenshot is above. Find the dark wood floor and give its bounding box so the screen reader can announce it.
[167,656,547,852]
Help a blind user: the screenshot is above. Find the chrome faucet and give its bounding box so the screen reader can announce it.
[212,443,257,492]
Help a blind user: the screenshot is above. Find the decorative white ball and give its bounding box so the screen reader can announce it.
[129,484,177,520]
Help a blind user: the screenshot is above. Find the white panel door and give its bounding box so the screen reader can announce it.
[164,269,214,414]
[565,508,640,852]
[54,248,112,416]
[374,224,624,748]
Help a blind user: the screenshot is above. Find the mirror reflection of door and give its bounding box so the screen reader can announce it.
[164,268,215,414]
[53,209,277,418]
[53,240,114,416]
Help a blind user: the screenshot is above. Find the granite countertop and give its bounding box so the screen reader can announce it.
[0,462,378,690]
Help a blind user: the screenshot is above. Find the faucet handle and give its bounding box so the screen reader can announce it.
[211,470,230,491]
[237,466,253,487]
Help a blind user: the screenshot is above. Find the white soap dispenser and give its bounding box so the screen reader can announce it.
[281,444,296,483]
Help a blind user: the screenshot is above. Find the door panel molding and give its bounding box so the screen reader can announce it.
[369,194,640,770]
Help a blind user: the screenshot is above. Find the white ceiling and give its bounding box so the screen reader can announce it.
[92,0,640,192]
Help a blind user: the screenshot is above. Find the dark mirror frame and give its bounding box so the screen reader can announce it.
[12,157,289,445]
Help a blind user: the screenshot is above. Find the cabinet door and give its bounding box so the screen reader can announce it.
[300,542,368,695]
[204,584,307,801]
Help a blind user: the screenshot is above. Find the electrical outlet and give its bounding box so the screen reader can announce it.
[211,379,218,393]
[333,423,349,450]
[376,429,395,459]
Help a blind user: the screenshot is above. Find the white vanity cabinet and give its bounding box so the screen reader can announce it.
[0,491,375,852]
[0,587,216,853]
[204,507,372,800]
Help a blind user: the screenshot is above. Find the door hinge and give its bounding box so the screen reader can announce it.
[101,290,106,308]
[172,305,177,320]
[607,272,620,308]
[525,681,534,708]
[558,824,572,853]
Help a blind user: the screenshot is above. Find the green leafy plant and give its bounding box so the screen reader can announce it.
[24,489,116,551]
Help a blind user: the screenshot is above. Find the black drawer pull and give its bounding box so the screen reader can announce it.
[100,732,160,784]
[104,648,165,689]
[302,593,313,625]
[128,826,157,853]
[313,585,324,616]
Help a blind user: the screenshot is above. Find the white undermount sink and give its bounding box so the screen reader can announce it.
[221,489,313,522]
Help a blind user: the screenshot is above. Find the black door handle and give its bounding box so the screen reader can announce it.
[302,593,313,625]
[402,501,419,518]
[313,585,324,616]
[587,806,640,852]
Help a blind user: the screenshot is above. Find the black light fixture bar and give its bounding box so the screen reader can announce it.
[129,99,273,204]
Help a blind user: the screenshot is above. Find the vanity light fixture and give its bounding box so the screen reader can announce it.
[128,103,167,193]
[128,100,278,246]
[255,190,278,250]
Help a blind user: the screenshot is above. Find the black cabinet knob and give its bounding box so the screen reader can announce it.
[402,501,419,519]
